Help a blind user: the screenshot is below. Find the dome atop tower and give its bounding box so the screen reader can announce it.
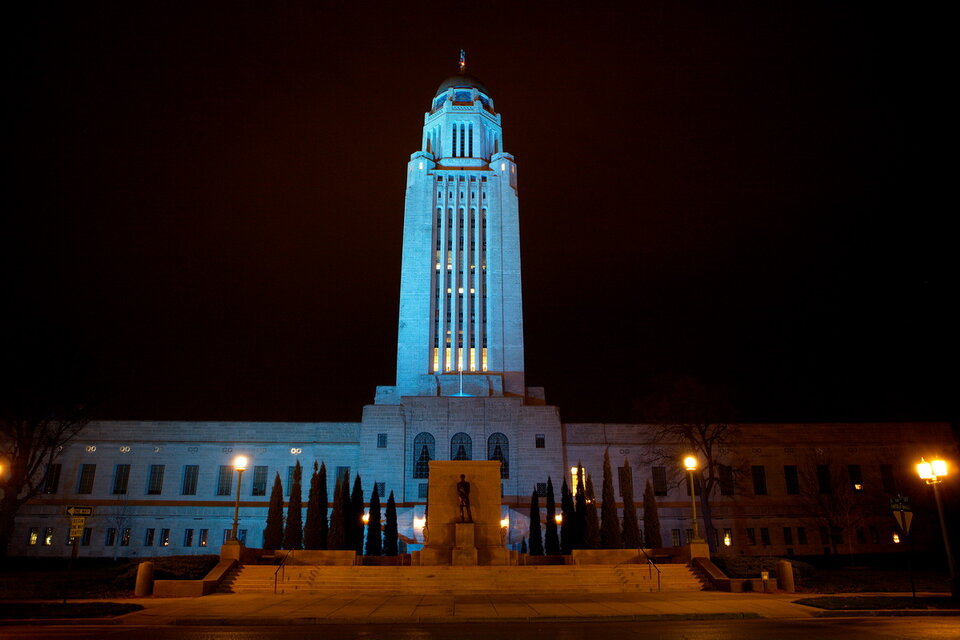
[435,73,490,97]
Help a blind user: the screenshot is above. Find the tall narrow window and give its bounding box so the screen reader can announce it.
[848,464,864,491]
[487,433,509,479]
[652,467,668,496]
[451,432,472,460]
[112,464,130,495]
[880,464,897,494]
[535,434,545,449]
[618,466,631,497]
[146,464,165,495]
[216,465,232,496]
[751,465,767,495]
[251,465,268,496]
[784,465,800,495]
[76,464,96,494]
[181,465,199,496]
[817,465,832,494]
[413,432,435,479]
[43,464,62,494]
[719,464,735,496]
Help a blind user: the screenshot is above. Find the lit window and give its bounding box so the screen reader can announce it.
[418,161,424,170]
[160,528,170,546]
[458,287,464,294]
[198,529,208,547]
[28,528,39,546]
[43,527,54,546]
[120,528,131,546]
[500,163,506,171]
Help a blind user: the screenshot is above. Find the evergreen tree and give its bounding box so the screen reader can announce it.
[620,458,642,548]
[583,474,601,549]
[317,462,328,549]
[544,476,561,555]
[282,461,303,550]
[574,463,588,549]
[527,488,544,555]
[643,479,663,548]
[560,477,576,554]
[304,461,323,550]
[337,470,352,550]
[262,472,284,551]
[350,474,364,555]
[327,476,345,550]
[383,491,399,556]
[365,485,382,556]
[600,449,622,548]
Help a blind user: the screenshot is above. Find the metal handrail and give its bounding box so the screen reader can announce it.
[274,549,293,594]
[638,547,661,592]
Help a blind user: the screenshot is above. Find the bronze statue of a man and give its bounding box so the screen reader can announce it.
[457,474,473,523]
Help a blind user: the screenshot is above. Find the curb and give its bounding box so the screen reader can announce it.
[813,610,960,618]
[170,613,763,625]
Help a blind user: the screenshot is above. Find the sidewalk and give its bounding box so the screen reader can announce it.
[108,591,824,625]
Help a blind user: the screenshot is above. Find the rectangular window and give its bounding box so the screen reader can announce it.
[784,465,800,495]
[251,466,268,496]
[199,529,209,547]
[238,529,247,544]
[652,467,667,496]
[77,464,96,494]
[28,527,40,546]
[160,528,170,546]
[144,528,155,546]
[120,528,131,546]
[536,482,547,497]
[112,464,130,495]
[418,483,429,499]
[181,465,199,496]
[747,528,757,545]
[80,528,92,546]
[217,465,232,496]
[377,433,388,448]
[286,466,296,496]
[105,528,117,546]
[670,529,681,547]
[336,466,350,482]
[848,464,864,492]
[535,434,545,449]
[375,482,386,498]
[618,466,630,498]
[719,465,735,496]
[223,529,231,545]
[797,526,807,545]
[183,529,194,547]
[146,464,165,495]
[819,526,830,545]
[869,525,879,544]
[43,464,62,494]
[43,527,54,546]
[760,528,770,546]
[880,464,897,494]
[817,465,832,494]
[751,465,768,495]
[685,476,701,496]
[855,527,866,544]
[723,527,733,547]
[783,527,794,545]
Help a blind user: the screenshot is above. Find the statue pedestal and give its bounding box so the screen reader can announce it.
[453,523,478,566]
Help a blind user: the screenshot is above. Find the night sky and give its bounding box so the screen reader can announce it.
[7,4,955,425]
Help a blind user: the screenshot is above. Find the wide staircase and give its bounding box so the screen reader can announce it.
[218,564,706,595]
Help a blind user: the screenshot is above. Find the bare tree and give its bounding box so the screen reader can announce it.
[100,496,132,561]
[640,376,739,553]
[795,454,873,557]
[1,412,88,556]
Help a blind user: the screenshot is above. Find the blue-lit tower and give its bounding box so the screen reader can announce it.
[381,62,525,401]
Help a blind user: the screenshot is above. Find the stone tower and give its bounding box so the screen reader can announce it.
[379,62,524,403]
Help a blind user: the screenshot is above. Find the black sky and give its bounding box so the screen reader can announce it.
[6,4,955,424]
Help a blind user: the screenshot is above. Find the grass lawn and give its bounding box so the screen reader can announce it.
[795,568,951,594]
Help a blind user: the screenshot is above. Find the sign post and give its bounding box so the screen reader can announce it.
[890,495,915,603]
[64,506,93,577]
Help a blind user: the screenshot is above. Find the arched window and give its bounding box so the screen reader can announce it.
[413,432,435,479]
[487,432,509,479]
[451,433,472,461]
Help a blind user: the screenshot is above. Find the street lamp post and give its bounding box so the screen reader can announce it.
[683,455,702,542]
[231,455,248,543]
[917,457,957,599]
